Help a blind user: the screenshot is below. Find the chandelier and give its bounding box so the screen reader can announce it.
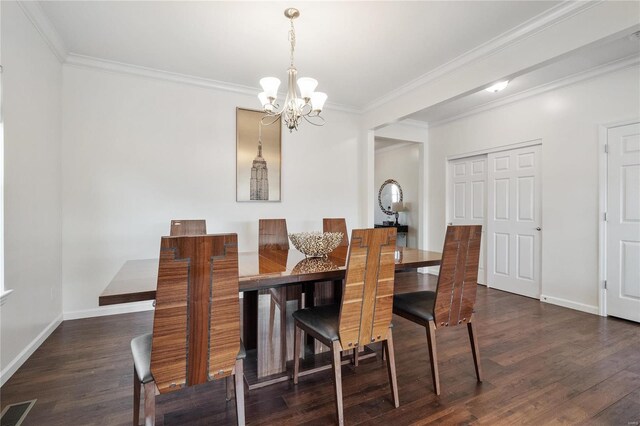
[258,8,327,132]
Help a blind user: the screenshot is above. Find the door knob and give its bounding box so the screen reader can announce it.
[535,227,541,231]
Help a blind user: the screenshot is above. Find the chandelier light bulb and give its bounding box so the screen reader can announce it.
[260,77,281,99]
[311,92,328,112]
[297,77,318,100]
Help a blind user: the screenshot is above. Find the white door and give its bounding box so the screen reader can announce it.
[449,155,487,284]
[487,145,541,298]
[606,123,640,322]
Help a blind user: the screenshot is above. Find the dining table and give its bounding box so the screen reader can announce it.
[99,246,442,388]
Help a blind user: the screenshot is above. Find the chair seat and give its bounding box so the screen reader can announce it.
[131,333,246,384]
[393,291,436,323]
[292,304,340,343]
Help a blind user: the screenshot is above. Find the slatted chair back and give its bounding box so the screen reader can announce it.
[338,228,397,350]
[433,225,482,329]
[323,218,349,247]
[170,219,207,236]
[150,234,241,393]
[258,219,289,250]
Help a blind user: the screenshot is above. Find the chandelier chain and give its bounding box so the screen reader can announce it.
[288,18,296,68]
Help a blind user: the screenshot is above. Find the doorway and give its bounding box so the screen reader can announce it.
[374,138,421,248]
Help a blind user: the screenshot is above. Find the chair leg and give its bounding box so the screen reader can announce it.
[384,329,400,408]
[331,341,344,426]
[279,287,287,370]
[353,347,359,367]
[133,366,141,426]
[426,321,441,395]
[226,375,234,401]
[293,324,302,384]
[234,359,246,426]
[143,381,156,426]
[467,319,483,382]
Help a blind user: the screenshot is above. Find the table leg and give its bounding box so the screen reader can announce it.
[242,290,258,350]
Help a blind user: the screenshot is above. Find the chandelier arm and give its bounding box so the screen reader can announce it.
[261,114,282,127]
[302,114,325,127]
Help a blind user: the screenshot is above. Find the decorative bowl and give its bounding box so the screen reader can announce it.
[289,232,343,258]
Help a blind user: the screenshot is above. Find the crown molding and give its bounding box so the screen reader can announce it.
[16,1,67,63]
[429,54,640,128]
[362,1,601,113]
[65,53,360,114]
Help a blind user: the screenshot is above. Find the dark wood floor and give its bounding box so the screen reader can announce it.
[2,272,639,425]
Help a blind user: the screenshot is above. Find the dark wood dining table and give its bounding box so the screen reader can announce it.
[99,246,441,388]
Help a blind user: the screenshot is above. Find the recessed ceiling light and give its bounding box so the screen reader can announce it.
[485,81,509,93]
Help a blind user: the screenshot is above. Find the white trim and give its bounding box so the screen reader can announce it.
[65,54,360,114]
[398,119,429,129]
[429,55,640,128]
[16,1,68,63]
[0,314,62,387]
[63,300,154,321]
[598,124,608,317]
[362,1,599,112]
[447,139,542,161]
[597,118,640,317]
[540,294,599,315]
[374,141,416,155]
[423,266,440,275]
[0,289,13,307]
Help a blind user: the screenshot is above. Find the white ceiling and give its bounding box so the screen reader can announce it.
[39,1,562,109]
[407,34,640,124]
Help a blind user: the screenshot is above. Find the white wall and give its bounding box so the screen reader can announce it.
[1,1,63,383]
[374,143,420,247]
[61,65,363,315]
[428,65,640,313]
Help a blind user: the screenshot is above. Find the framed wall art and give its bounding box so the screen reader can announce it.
[236,108,282,202]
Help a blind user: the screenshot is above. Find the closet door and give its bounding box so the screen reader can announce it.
[606,123,640,322]
[449,155,487,284]
[487,145,541,298]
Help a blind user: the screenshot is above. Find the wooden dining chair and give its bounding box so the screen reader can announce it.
[292,228,399,425]
[169,219,206,236]
[323,218,349,247]
[392,225,483,395]
[258,219,304,367]
[130,234,246,425]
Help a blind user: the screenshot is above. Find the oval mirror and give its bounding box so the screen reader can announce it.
[378,179,403,216]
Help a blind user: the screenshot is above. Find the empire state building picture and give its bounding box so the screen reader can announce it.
[236,108,281,202]
[250,138,269,200]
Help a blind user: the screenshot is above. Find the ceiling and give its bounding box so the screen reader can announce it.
[407,34,640,124]
[39,1,562,109]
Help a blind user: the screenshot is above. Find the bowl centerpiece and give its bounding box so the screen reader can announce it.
[289,232,343,258]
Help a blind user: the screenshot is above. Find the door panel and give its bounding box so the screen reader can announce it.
[487,145,541,299]
[607,123,640,322]
[448,155,487,284]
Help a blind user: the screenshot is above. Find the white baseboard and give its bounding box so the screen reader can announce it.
[63,301,154,321]
[540,294,599,315]
[421,266,440,275]
[0,313,63,387]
